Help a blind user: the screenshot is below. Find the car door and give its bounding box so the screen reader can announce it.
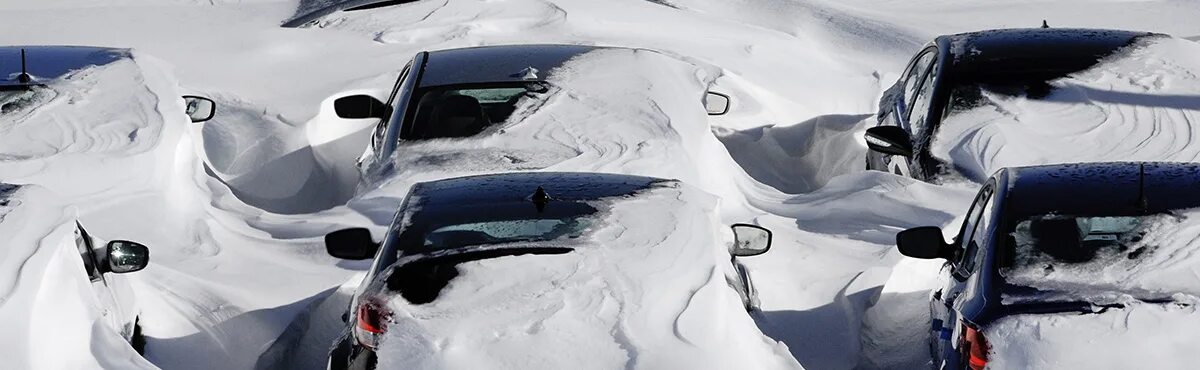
[879,47,936,177]
[75,223,123,334]
[930,184,994,361]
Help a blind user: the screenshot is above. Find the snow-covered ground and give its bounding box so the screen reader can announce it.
[0,0,1198,369]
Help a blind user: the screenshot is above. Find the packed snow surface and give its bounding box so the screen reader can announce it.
[377,185,800,370]
[986,300,1200,370]
[0,0,1198,369]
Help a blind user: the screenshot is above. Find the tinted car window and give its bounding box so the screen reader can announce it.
[956,186,994,274]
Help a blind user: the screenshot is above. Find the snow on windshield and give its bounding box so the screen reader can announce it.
[1003,209,1200,300]
[986,300,1200,369]
[375,185,801,369]
[932,37,1200,182]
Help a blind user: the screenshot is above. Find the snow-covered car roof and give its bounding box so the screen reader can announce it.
[418,44,603,87]
[1001,162,1200,219]
[0,46,127,89]
[939,28,1156,80]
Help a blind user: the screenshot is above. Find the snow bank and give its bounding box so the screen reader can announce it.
[986,300,1200,369]
[933,37,1200,181]
[0,185,155,370]
[1004,209,1200,301]
[376,184,801,370]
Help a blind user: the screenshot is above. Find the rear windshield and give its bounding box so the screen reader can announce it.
[407,82,549,140]
[1001,211,1200,297]
[422,217,593,250]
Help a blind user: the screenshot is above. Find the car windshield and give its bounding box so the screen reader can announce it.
[408,82,549,139]
[1001,211,1200,297]
[422,217,593,249]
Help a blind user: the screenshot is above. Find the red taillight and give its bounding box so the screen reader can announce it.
[354,301,391,348]
[357,303,387,334]
[959,321,989,370]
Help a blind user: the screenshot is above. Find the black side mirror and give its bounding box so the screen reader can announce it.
[182,95,216,123]
[106,240,149,274]
[704,92,731,116]
[325,228,379,260]
[864,126,913,157]
[731,224,772,257]
[896,226,951,259]
[333,95,391,120]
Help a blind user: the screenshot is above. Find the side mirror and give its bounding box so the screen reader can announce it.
[333,95,391,120]
[864,126,913,157]
[731,224,772,257]
[106,240,149,274]
[704,92,730,116]
[325,228,379,260]
[182,96,216,123]
[896,226,951,259]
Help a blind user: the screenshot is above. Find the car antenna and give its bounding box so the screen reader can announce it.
[1041,20,1050,28]
[531,186,551,212]
[17,48,31,84]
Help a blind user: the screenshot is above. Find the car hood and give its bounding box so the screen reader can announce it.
[370,185,801,370]
[986,297,1200,369]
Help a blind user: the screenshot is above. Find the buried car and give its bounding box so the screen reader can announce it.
[894,162,1200,369]
[322,172,788,370]
[0,184,152,365]
[862,28,1173,181]
[327,44,732,184]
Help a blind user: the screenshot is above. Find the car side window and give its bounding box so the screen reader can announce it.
[372,63,412,152]
[956,186,994,276]
[907,58,940,138]
[74,223,104,282]
[901,49,936,113]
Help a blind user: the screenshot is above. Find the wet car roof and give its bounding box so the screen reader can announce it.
[0,46,127,89]
[937,28,1155,81]
[417,44,601,87]
[1004,162,1200,217]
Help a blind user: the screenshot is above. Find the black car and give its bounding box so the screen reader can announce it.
[326,44,731,183]
[321,172,772,370]
[894,161,1200,369]
[862,28,1159,181]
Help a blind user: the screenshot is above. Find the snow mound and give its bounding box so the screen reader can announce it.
[0,184,155,369]
[987,300,1200,370]
[933,37,1200,181]
[377,184,801,370]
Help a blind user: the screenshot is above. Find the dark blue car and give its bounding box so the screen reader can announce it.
[861,28,1159,181]
[894,162,1200,369]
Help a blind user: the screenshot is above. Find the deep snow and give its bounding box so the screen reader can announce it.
[0,0,1197,369]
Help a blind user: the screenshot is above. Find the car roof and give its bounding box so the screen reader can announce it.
[417,44,603,88]
[0,46,128,89]
[410,172,668,208]
[1002,162,1200,217]
[935,28,1156,81]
